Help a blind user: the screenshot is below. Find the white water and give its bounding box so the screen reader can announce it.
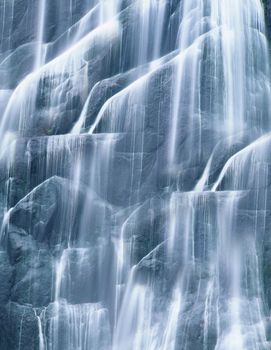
[0,0,271,349]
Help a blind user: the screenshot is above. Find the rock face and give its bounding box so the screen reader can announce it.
[0,0,271,349]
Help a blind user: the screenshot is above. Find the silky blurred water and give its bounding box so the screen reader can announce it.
[0,0,271,349]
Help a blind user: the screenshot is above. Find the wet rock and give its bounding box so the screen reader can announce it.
[0,302,39,350]
[56,244,115,304]
[6,224,54,307]
[82,65,151,132]
[216,134,271,191]
[0,251,13,305]
[6,175,114,307]
[263,212,271,308]
[44,300,111,350]
[3,0,182,138]
[0,43,38,89]
[263,0,271,40]
[0,0,39,53]
[10,247,53,307]
[121,197,167,265]
[5,133,164,207]
[9,177,64,244]
[7,174,114,244]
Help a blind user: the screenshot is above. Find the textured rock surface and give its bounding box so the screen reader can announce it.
[0,0,271,349]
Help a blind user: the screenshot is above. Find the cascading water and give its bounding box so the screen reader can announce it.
[0,0,271,349]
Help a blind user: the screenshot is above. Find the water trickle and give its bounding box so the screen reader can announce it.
[0,0,271,349]
[34,0,47,69]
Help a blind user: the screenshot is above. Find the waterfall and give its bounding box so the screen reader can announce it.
[0,0,271,349]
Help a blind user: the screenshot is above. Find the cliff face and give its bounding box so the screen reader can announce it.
[264,0,271,38]
[0,1,271,349]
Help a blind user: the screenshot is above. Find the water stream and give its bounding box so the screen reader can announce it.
[0,0,271,349]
